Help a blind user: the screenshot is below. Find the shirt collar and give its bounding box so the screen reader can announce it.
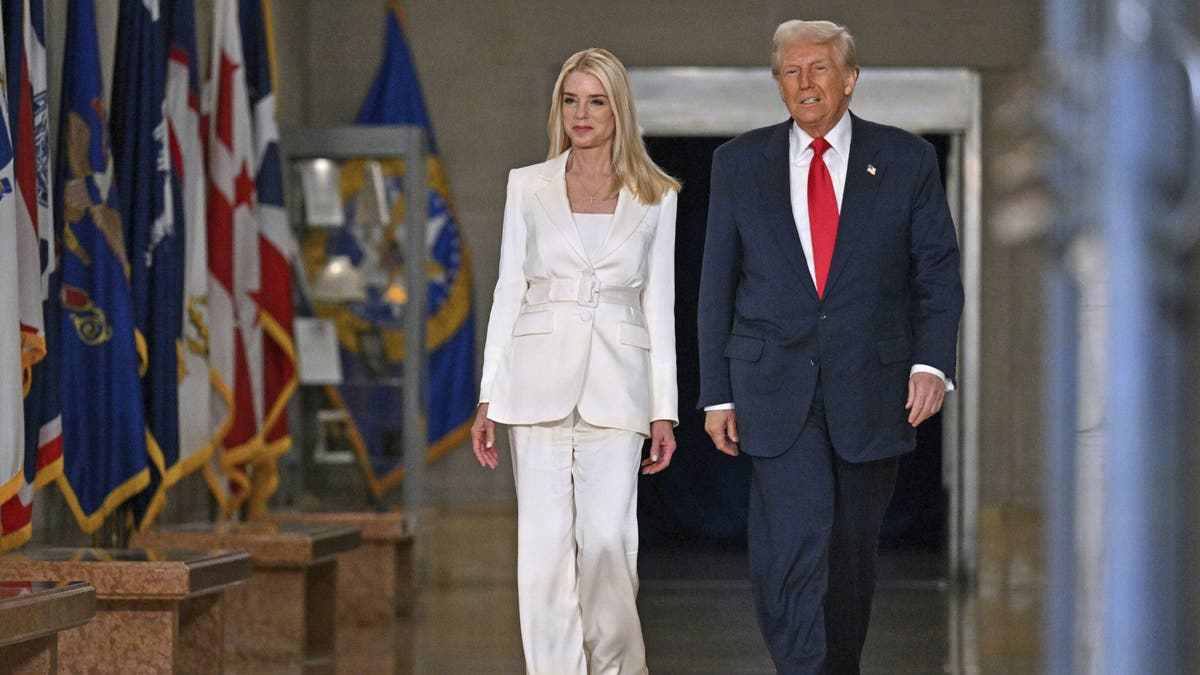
[789,112,853,164]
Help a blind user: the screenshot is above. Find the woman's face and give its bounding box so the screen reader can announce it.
[561,71,615,152]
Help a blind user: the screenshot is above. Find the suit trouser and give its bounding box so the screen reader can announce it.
[509,411,647,675]
[747,389,899,675]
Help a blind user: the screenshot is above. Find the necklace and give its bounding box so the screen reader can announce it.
[583,187,616,206]
[566,154,617,208]
[568,177,616,207]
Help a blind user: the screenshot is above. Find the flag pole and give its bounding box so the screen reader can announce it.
[93,502,134,549]
[401,125,426,520]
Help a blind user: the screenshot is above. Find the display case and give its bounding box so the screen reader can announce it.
[280,125,428,513]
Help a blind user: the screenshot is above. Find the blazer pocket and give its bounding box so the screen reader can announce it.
[512,310,554,336]
[724,334,764,362]
[876,336,910,364]
[619,322,651,350]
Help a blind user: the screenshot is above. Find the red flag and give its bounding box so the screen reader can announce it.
[203,0,262,513]
[242,0,296,514]
[10,0,44,388]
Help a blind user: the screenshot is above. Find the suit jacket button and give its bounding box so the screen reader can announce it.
[809,358,817,366]
[581,311,592,321]
[819,313,828,320]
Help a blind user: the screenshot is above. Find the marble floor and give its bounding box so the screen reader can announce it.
[329,500,1041,674]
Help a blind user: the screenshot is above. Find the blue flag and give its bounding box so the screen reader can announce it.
[304,0,474,495]
[110,0,182,527]
[54,0,151,531]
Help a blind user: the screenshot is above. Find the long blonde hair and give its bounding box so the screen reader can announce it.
[546,48,680,204]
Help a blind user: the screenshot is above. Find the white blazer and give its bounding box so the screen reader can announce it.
[479,150,678,435]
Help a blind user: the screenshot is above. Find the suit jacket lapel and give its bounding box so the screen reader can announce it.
[534,150,591,265]
[591,187,647,263]
[755,120,818,300]
[825,113,882,297]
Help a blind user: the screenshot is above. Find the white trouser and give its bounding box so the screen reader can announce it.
[509,411,647,675]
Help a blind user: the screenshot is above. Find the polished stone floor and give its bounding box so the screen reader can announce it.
[330,498,1041,674]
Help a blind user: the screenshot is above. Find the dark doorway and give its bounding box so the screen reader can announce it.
[638,137,751,580]
[638,133,952,577]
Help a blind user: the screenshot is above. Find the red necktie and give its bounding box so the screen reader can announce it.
[807,137,838,298]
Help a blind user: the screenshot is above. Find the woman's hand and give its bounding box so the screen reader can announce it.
[471,403,498,469]
[641,419,677,475]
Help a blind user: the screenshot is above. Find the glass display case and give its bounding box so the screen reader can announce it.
[281,125,428,512]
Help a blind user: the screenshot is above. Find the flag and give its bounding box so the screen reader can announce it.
[241,0,295,515]
[3,0,45,382]
[1,0,58,552]
[203,0,262,514]
[4,0,45,380]
[302,1,475,496]
[110,0,181,529]
[164,0,216,493]
[27,0,59,492]
[53,0,151,532]
[0,9,27,523]
[25,0,49,289]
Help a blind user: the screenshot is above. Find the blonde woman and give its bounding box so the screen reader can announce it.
[471,48,680,674]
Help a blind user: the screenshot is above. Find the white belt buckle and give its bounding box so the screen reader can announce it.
[578,271,600,307]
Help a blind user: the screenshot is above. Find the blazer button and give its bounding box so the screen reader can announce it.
[809,357,817,366]
[581,311,592,321]
[819,313,828,320]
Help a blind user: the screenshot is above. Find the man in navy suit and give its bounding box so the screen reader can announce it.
[697,19,963,674]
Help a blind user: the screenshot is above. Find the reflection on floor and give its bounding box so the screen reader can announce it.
[328,501,1039,674]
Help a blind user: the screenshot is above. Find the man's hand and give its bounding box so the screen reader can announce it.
[641,420,677,474]
[705,409,740,456]
[470,403,498,468]
[906,372,946,427]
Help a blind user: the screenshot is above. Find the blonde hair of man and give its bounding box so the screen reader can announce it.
[546,47,680,204]
[771,19,858,75]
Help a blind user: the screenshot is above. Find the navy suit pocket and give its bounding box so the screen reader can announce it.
[728,334,785,394]
[724,334,764,362]
[876,336,910,364]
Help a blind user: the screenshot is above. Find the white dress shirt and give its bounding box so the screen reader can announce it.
[706,114,949,412]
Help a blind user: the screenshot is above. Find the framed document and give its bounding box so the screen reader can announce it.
[294,317,343,384]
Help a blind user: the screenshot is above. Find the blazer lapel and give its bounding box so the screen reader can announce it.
[755,120,818,300]
[533,150,590,265]
[590,187,648,263]
[825,113,882,297]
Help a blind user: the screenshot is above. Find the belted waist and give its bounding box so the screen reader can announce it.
[525,274,642,308]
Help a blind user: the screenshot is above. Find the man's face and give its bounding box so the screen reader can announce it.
[775,40,857,138]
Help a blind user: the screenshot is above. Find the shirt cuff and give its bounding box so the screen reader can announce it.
[910,364,954,392]
[704,402,735,411]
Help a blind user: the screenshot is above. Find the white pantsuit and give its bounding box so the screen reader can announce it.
[511,414,645,674]
[479,150,678,674]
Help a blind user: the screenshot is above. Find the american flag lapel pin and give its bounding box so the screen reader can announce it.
[867,164,877,176]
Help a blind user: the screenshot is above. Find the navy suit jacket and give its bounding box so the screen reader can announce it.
[697,113,963,461]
